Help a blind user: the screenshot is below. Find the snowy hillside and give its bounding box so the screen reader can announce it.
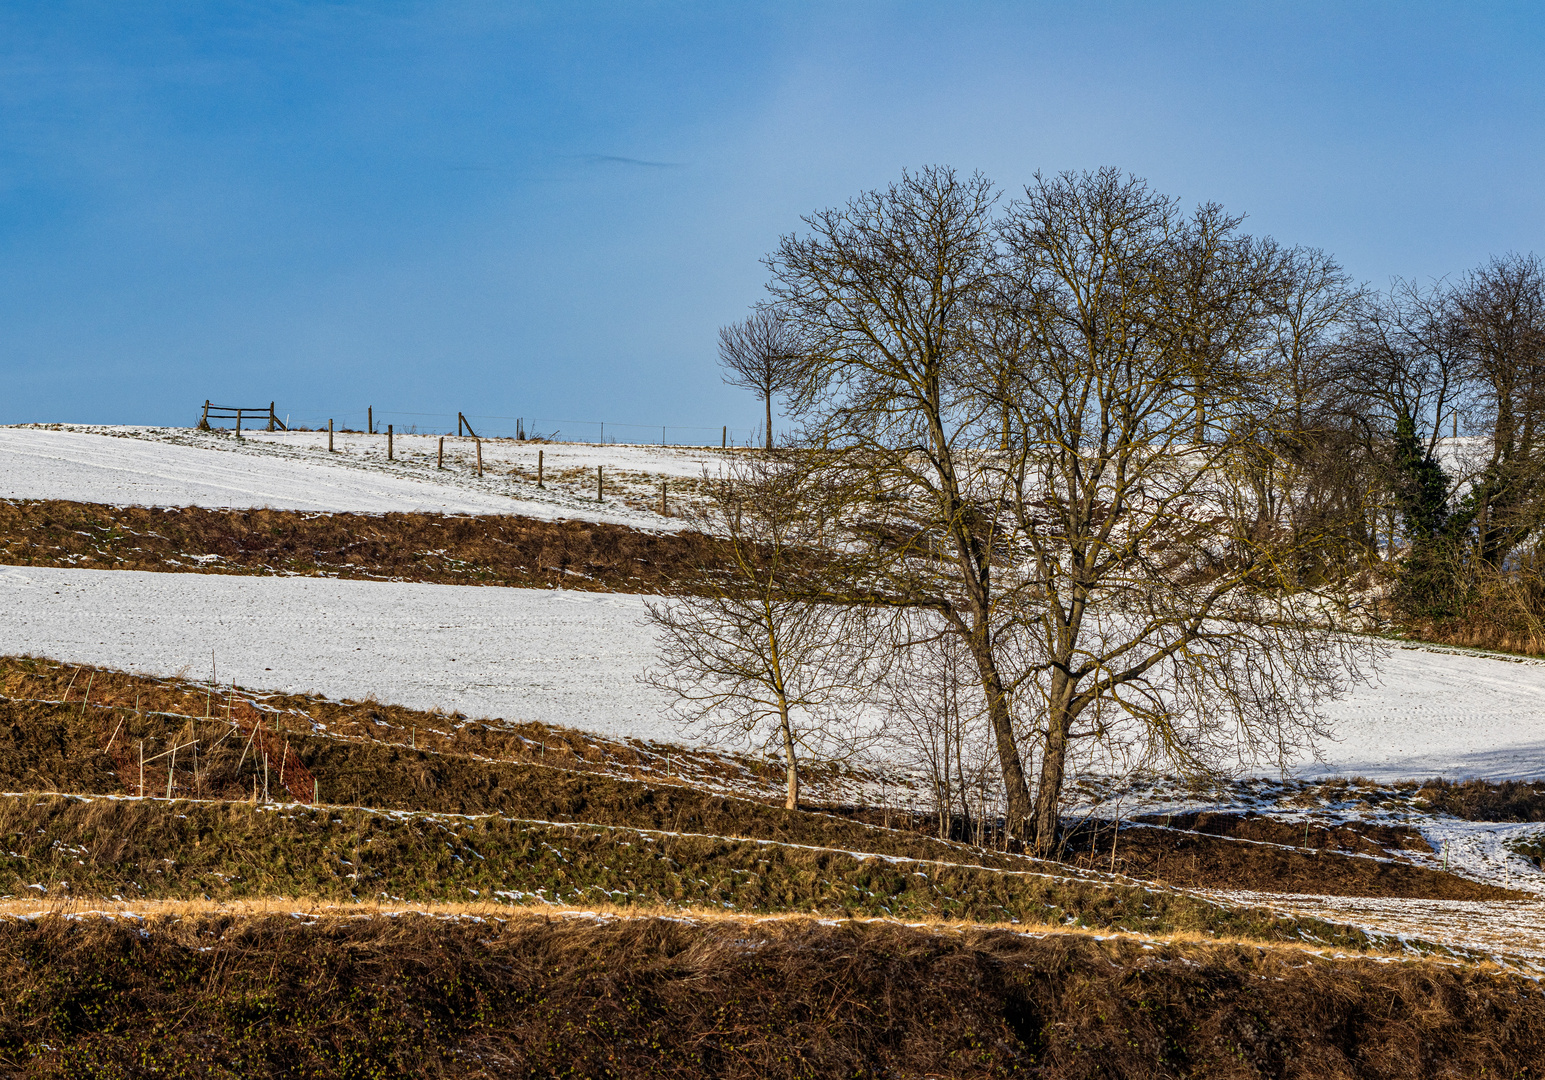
[4,561,1545,781]
[0,425,740,528]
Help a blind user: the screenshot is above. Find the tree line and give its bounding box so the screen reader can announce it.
[657,166,1544,857]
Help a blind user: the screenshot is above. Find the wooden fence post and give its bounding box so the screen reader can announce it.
[201,400,210,428]
[328,419,334,452]
[660,480,667,515]
[268,402,276,431]
[597,465,603,501]
[537,449,543,487]
[722,425,726,449]
[368,406,373,434]
[387,424,393,460]
[437,437,444,469]
[476,439,483,476]
[235,410,242,439]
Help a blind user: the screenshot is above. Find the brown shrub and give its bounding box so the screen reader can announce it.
[1060,819,1506,901]
[1415,778,1545,823]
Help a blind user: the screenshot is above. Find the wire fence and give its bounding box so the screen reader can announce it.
[248,407,764,448]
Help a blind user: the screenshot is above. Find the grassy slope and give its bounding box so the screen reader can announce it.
[0,657,1515,916]
[7,912,1545,1079]
[0,793,1402,951]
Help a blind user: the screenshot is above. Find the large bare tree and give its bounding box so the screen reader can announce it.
[765,166,1048,842]
[766,165,1369,852]
[719,306,805,450]
[987,169,1371,848]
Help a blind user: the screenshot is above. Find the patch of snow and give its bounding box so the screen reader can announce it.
[1204,889,1545,972]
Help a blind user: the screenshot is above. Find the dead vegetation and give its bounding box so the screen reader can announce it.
[0,792,1412,951]
[1133,810,1434,855]
[0,655,873,804]
[0,498,743,594]
[3,910,1545,1078]
[1,653,1544,1071]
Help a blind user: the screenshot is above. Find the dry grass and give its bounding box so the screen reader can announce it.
[1414,778,1545,823]
[3,656,1545,1073]
[0,654,877,804]
[0,792,1406,953]
[1,907,1543,1077]
[0,894,1500,968]
[0,652,883,803]
[1056,814,1512,901]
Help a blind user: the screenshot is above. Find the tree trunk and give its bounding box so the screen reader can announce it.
[1031,671,1078,856]
[778,703,799,810]
[961,628,1033,846]
[765,392,774,451]
[954,721,973,846]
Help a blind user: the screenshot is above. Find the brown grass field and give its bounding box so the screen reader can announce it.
[0,652,1542,1074]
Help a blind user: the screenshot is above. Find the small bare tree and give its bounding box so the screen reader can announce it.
[876,617,997,842]
[643,459,870,808]
[719,306,805,450]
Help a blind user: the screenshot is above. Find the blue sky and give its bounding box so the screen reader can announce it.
[1,2,1541,439]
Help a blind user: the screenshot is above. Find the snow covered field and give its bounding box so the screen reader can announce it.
[1298,645,1545,781]
[0,425,738,527]
[4,562,1545,782]
[0,564,675,744]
